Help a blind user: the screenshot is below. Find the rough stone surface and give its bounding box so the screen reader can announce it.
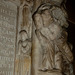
[0,0,17,75]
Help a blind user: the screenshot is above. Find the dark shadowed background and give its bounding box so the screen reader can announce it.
[66,0,75,74]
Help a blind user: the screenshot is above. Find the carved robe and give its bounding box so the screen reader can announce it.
[33,4,62,71]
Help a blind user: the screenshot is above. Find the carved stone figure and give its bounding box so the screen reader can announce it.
[33,1,73,75]
[33,3,61,72]
[15,0,33,75]
[19,0,33,55]
[17,30,31,75]
[18,30,31,56]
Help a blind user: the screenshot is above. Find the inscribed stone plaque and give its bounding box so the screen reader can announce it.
[0,0,17,75]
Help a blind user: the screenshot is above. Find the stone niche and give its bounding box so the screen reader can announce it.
[0,0,74,75]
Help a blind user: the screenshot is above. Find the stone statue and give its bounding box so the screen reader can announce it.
[17,30,31,75]
[33,1,73,75]
[18,30,31,56]
[15,0,33,75]
[33,4,61,71]
[33,3,61,71]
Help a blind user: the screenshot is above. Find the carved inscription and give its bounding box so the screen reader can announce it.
[0,0,17,75]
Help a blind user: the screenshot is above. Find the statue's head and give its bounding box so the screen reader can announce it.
[20,0,34,7]
[19,30,28,41]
